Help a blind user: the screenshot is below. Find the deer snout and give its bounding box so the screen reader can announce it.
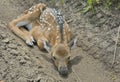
[59,66,68,75]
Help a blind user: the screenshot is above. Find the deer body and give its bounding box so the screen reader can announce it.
[8,3,75,75]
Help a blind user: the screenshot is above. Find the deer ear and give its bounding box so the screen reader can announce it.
[43,41,52,52]
[68,36,78,49]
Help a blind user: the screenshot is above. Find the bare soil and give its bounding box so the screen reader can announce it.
[0,0,120,82]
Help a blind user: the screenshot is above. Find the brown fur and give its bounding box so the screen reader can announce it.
[55,44,69,57]
[8,3,72,75]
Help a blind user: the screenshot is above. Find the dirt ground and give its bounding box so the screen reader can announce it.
[0,0,120,82]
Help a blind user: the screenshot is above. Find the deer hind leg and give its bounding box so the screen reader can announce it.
[8,14,35,46]
[8,3,46,46]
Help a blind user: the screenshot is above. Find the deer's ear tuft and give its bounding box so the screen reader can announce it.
[68,36,78,49]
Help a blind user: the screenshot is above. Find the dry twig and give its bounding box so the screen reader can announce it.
[73,68,82,82]
[112,26,120,67]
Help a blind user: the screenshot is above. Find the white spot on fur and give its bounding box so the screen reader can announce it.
[43,41,50,52]
[36,9,39,11]
[29,12,33,14]
[57,26,59,28]
[33,6,35,9]
[56,36,59,39]
[68,28,70,31]
[48,28,51,31]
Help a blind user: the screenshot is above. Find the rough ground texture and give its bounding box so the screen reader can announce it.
[0,0,120,82]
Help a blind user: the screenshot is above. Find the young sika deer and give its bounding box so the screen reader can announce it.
[8,3,76,75]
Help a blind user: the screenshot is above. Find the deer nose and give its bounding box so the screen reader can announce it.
[59,66,68,75]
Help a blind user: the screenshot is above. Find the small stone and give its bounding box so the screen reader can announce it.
[24,55,30,60]
[1,33,7,38]
[18,56,27,65]
[27,79,34,82]
[7,48,11,51]
[19,58,26,65]
[17,43,22,46]
[8,44,17,49]
[2,38,10,43]
[1,46,6,50]
[0,76,2,81]
[99,41,110,49]
[97,13,103,18]
[18,77,27,82]
[10,49,19,56]
[93,54,101,59]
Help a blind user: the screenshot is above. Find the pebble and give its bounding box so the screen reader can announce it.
[10,49,19,56]
[96,13,103,18]
[8,44,17,49]
[2,38,10,43]
[17,43,22,46]
[24,55,31,60]
[1,33,7,39]
[1,45,6,50]
[7,48,11,51]
[35,76,54,82]
[18,77,27,82]
[19,59,26,65]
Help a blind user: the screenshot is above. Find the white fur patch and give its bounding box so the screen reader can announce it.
[43,41,50,52]
[16,21,29,27]
[26,23,32,31]
[48,28,51,31]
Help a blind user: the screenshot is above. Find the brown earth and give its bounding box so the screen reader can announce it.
[0,0,120,82]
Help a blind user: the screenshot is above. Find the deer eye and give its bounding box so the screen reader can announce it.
[53,56,56,60]
[67,56,70,60]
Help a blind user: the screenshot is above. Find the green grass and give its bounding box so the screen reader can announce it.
[82,0,95,13]
[59,0,64,4]
[51,0,119,12]
[105,0,112,9]
[82,0,118,13]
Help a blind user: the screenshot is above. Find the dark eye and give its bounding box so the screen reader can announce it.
[68,57,70,60]
[53,56,56,60]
